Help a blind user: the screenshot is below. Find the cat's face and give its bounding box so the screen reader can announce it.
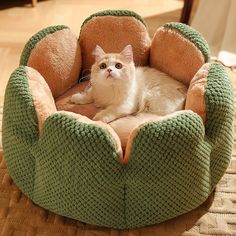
[91,45,135,83]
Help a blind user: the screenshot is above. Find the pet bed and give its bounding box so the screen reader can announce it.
[2,10,234,229]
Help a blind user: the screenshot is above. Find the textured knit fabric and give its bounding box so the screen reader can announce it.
[2,11,234,229]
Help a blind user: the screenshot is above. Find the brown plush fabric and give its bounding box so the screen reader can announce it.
[55,81,98,120]
[27,67,57,131]
[79,16,151,73]
[110,113,161,150]
[185,63,209,123]
[150,27,205,85]
[28,29,82,98]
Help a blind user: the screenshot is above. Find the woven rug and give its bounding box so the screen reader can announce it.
[0,73,236,235]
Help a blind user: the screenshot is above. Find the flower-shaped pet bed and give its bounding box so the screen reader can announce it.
[2,10,234,229]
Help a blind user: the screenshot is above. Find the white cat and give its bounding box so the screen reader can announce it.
[70,45,187,123]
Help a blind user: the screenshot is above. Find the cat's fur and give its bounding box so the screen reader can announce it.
[70,45,187,123]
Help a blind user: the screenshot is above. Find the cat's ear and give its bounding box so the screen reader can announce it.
[92,45,106,62]
[120,45,133,63]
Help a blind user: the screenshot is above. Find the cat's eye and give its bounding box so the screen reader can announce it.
[115,63,123,69]
[99,63,107,69]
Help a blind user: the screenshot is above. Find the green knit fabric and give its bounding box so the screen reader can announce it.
[81,10,146,29]
[125,112,212,226]
[205,63,234,187]
[3,63,233,229]
[20,25,68,66]
[2,66,38,198]
[3,66,125,228]
[163,22,210,62]
[32,112,125,227]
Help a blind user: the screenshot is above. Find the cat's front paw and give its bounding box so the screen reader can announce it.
[93,112,115,123]
[70,93,89,105]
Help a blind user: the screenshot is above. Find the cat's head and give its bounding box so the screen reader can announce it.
[91,45,135,83]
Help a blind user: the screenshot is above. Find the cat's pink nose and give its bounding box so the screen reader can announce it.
[107,68,112,73]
